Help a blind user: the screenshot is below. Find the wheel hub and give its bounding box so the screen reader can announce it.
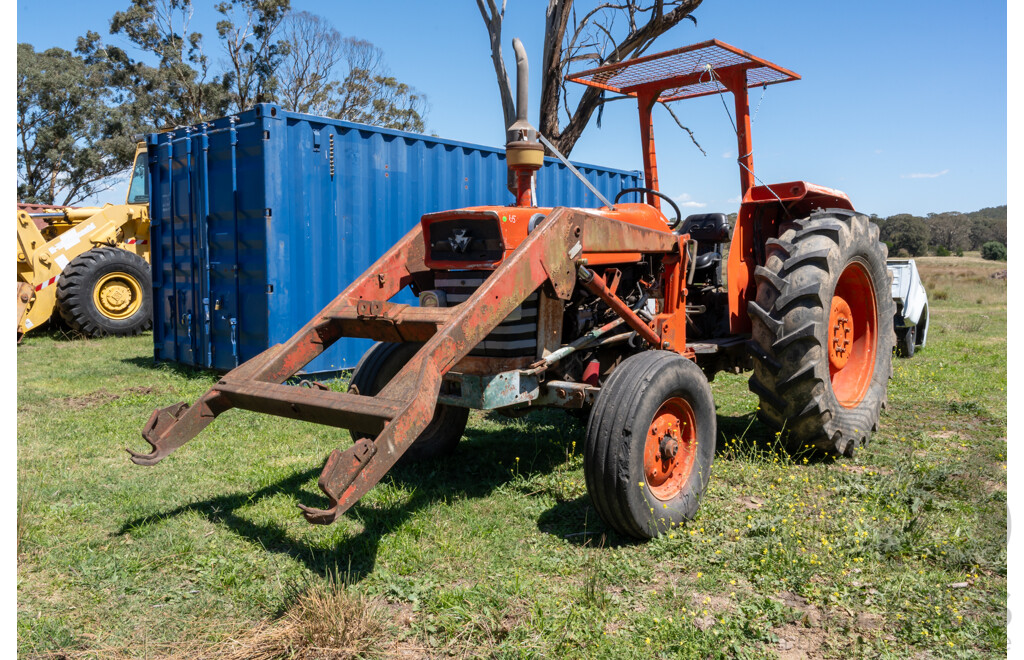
[828,295,853,370]
[660,435,679,461]
[93,273,143,320]
[644,397,697,501]
[100,282,132,312]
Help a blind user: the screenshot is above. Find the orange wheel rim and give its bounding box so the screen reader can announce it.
[829,261,877,408]
[644,397,697,501]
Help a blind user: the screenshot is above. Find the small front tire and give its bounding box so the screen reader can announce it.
[584,351,716,539]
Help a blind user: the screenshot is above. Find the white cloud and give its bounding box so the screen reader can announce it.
[672,192,708,208]
[901,169,950,179]
[722,151,733,159]
[874,149,883,155]
[726,195,742,205]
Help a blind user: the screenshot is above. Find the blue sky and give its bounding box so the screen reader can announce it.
[16,0,1007,216]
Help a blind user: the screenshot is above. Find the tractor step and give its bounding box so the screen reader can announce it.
[687,335,748,354]
[213,379,404,435]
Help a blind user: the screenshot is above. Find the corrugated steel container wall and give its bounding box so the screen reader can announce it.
[148,104,642,374]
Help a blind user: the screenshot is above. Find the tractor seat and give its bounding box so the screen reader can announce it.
[677,213,731,242]
[677,213,730,284]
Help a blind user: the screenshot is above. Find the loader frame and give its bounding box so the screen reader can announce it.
[132,207,688,524]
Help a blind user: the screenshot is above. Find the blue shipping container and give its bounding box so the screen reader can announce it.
[148,104,642,374]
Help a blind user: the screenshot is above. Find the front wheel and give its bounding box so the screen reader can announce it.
[56,247,153,337]
[584,351,716,539]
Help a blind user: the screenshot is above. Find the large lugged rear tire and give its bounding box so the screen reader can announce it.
[747,210,895,456]
[56,247,153,337]
[584,351,716,539]
[349,342,468,463]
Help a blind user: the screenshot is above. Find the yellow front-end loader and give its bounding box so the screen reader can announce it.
[17,143,152,341]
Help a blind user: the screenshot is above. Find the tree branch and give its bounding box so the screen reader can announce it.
[476,0,516,131]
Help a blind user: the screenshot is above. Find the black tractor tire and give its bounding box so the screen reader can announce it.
[896,325,916,358]
[584,350,716,539]
[56,247,153,337]
[748,210,895,457]
[349,341,468,463]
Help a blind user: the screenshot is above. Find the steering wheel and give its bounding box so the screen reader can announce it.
[615,187,682,230]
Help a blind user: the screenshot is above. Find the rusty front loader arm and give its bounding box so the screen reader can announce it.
[132,207,680,524]
[128,223,432,466]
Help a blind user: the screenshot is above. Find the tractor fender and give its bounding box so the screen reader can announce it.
[727,181,856,333]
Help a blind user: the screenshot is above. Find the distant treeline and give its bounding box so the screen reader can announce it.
[871,206,1007,257]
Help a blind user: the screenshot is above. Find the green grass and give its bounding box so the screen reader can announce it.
[18,263,1006,658]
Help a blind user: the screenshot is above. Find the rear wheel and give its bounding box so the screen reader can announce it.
[56,247,152,337]
[584,351,716,539]
[748,211,895,456]
[349,342,468,463]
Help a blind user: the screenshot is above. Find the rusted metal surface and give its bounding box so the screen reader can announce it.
[439,370,541,409]
[525,316,626,375]
[325,304,453,343]
[533,380,597,408]
[452,355,534,375]
[298,208,583,523]
[650,233,692,355]
[534,289,564,359]
[215,380,402,435]
[133,206,589,525]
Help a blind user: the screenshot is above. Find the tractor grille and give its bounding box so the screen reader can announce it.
[428,218,504,263]
[435,272,538,358]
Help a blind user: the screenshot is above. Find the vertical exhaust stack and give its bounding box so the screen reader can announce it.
[505,38,544,207]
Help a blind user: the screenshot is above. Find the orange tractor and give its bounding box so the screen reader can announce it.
[131,40,893,539]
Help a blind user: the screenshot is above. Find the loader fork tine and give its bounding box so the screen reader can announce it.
[298,368,440,524]
[127,395,225,465]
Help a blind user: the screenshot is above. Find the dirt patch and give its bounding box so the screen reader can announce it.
[773,623,829,659]
[690,591,735,614]
[840,465,892,476]
[855,612,884,630]
[979,478,1006,494]
[739,495,765,510]
[385,600,417,628]
[63,386,158,410]
[772,591,825,628]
